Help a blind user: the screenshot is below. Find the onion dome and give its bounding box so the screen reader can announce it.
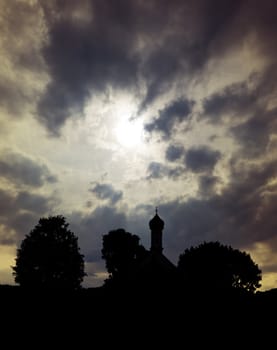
[149,208,164,231]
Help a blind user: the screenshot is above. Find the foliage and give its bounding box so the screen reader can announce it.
[13,216,85,289]
[102,228,147,285]
[178,241,262,293]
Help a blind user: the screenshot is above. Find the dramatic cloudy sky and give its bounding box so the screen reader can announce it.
[0,0,276,290]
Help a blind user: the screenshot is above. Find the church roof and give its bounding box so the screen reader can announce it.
[138,250,177,273]
[129,250,178,289]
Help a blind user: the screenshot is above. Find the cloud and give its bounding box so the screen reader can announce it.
[202,65,277,159]
[0,188,56,245]
[146,161,184,180]
[165,144,185,162]
[0,81,28,116]
[36,0,240,133]
[202,79,258,123]
[139,0,244,110]
[147,162,168,179]
[237,0,277,59]
[160,198,222,257]
[0,189,15,217]
[198,175,220,197]
[0,1,45,69]
[145,98,194,138]
[154,158,277,264]
[185,146,221,173]
[2,0,277,134]
[139,51,184,112]
[69,205,127,264]
[37,0,140,135]
[202,64,277,129]
[89,183,123,205]
[15,191,51,214]
[138,0,277,111]
[9,212,42,243]
[0,1,47,115]
[0,151,57,187]
[231,107,277,158]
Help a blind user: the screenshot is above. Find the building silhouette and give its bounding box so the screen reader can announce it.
[131,209,178,289]
[150,208,164,254]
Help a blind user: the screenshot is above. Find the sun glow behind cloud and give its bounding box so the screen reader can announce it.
[115,117,144,148]
[113,97,145,148]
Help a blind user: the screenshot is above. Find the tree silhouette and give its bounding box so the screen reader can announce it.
[178,241,262,293]
[102,228,147,286]
[13,215,85,289]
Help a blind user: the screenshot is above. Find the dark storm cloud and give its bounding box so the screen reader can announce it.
[0,189,15,217]
[218,159,277,245]
[68,204,139,285]
[38,0,140,135]
[155,158,277,261]
[139,0,244,110]
[256,63,277,102]
[160,198,222,257]
[198,175,219,197]
[89,182,123,205]
[9,212,41,242]
[35,0,256,134]
[202,64,277,158]
[228,65,277,158]
[139,0,277,111]
[15,191,51,214]
[144,99,194,139]
[0,188,55,244]
[2,0,277,132]
[138,52,182,113]
[237,0,277,59]
[0,151,57,187]
[69,205,127,263]
[146,161,183,180]
[165,144,185,162]
[185,146,221,173]
[231,108,277,158]
[202,80,258,123]
[202,62,277,124]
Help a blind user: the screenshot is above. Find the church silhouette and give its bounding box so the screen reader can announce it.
[129,209,178,289]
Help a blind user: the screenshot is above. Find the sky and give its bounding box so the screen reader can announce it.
[0,0,276,290]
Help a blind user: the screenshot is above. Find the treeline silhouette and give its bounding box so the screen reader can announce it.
[1,215,276,341]
[10,216,262,293]
[102,229,261,293]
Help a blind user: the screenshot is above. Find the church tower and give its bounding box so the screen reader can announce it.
[149,208,164,254]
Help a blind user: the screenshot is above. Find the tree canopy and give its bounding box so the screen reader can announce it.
[178,241,262,293]
[13,215,85,289]
[101,228,147,286]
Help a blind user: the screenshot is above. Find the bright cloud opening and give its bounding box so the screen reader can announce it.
[113,98,145,148]
[115,118,144,148]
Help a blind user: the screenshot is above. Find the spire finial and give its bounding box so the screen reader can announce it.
[155,207,158,215]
